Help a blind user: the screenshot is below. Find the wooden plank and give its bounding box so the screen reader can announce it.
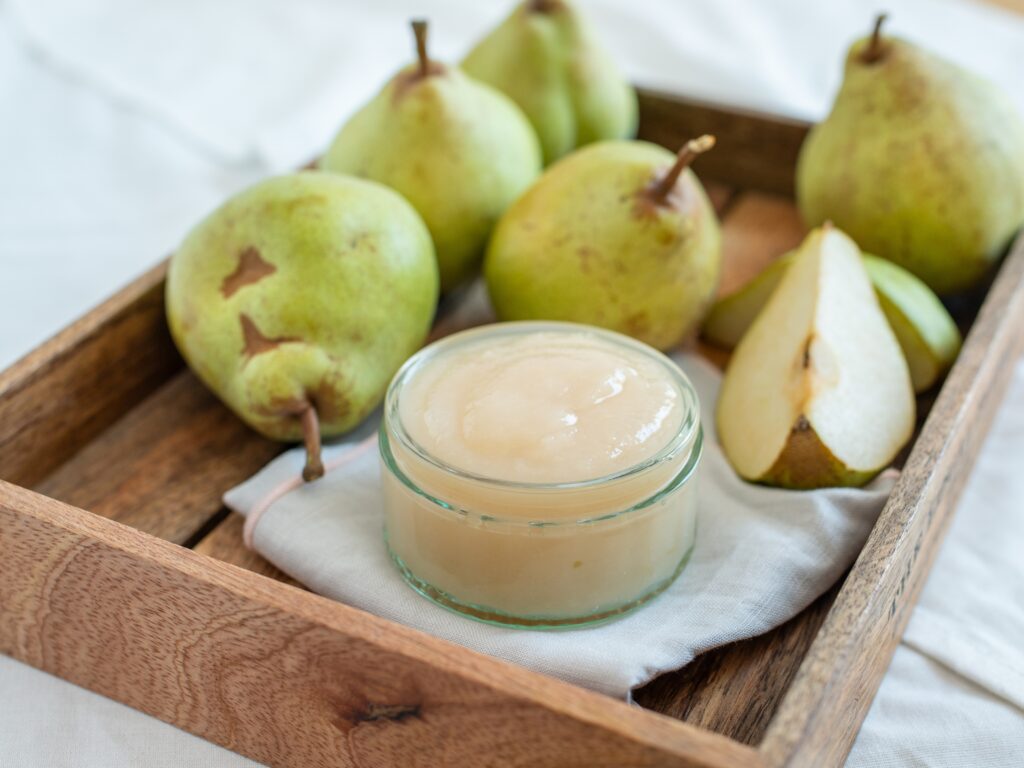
[0,262,180,488]
[0,481,762,768]
[759,234,1024,768]
[637,90,808,197]
[34,371,281,544]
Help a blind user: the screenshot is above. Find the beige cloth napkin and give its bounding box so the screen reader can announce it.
[224,285,895,698]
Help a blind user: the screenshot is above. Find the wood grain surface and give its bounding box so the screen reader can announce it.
[637,91,808,197]
[35,371,280,544]
[0,481,761,768]
[0,262,179,488]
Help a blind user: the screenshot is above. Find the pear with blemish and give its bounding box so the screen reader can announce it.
[485,136,721,350]
[716,226,915,489]
[797,14,1024,294]
[166,172,438,481]
[323,20,541,291]
[462,0,638,164]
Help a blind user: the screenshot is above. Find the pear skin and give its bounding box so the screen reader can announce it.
[463,0,638,164]
[797,16,1024,295]
[485,138,721,351]
[324,21,541,292]
[166,172,439,479]
[760,419,879,490]
[863,256,962,392]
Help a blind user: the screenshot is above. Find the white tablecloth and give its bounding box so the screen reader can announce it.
[1,1,1021,765]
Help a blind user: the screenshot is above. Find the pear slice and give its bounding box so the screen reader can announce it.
[703,252,961,393]
[716,226,915,489]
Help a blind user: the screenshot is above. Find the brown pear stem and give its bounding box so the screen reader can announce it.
[411,19,430,77]
[528,0,562,12]
[649,135,716,202]
[300,404,324,482]
[861,13,889,63]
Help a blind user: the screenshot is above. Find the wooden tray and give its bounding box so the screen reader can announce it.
[2,91,1023,768]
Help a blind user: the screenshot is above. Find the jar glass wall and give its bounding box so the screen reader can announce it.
[379,322,703,629]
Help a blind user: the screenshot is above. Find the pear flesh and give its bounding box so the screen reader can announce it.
[704,252,962,392]
[324,22,541,292]
[166,172,439,479]
[463,0,638,165]
[716,227,915,489]
[484,139,721,351]
[797,24,1024,295]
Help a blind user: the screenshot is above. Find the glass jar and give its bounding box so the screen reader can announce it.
[379,322,702,629]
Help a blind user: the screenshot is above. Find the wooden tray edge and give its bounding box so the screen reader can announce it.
[0,479,762,768]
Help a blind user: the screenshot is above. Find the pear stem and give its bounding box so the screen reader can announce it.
[411,19,430,77]
[649,135,716,202]
[300,404,324,482]
[861,13,889,63]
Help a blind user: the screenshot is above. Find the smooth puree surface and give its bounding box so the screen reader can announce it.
[398,331,684,484]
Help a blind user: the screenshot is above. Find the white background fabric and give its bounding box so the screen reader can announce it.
[0,0,1022,765]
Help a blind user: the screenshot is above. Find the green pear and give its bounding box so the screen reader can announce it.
[323,21,541,292]
[863,257,962,392]
[717,226,915,489]
[166,172,439,480]
[485,136,721,351]
[703,251,962,392]
[797,15,1024,295]
[463,0,638,165]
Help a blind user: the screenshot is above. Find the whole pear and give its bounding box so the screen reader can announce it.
[166,172,439,480]
[797,15,1024,295]
[463,0,638,165]
[485,137,721,350]
[323,21,541,292]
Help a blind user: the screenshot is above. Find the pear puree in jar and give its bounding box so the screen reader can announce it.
[380,322,701,626]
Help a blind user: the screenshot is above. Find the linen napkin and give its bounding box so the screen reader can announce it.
[224,291,895,698]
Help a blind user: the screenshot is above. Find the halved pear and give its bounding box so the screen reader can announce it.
[716,226,915,489]
[703,252,961,393]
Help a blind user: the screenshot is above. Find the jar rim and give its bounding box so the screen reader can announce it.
[382,321,702,496]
